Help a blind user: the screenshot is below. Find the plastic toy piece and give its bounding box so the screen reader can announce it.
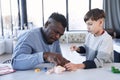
[43,67,48,72]
[111,66,120,73]
[46,66,66,74]
[54,66,66,74]
[34,68,41,72]
[46,68,54,74]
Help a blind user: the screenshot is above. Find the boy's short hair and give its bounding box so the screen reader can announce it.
[84,8,105,22]
[49,12,67,28]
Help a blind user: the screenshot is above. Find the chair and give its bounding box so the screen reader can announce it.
[114,50,120,62]
[105,29,116,38]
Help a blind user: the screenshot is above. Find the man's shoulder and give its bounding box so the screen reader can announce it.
[17,27,41,38]
[24,27,41,35]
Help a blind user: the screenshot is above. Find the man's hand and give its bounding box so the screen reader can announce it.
[43,52,70,66]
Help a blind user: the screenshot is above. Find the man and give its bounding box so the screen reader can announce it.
[12,12,69,70]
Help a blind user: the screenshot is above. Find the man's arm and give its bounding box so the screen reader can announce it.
[12,42,45,70]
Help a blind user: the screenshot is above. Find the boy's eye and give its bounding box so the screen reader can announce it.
[87,24,92,26]
[89,24,92,25]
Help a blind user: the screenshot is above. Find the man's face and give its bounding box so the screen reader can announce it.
[44,21,65,44]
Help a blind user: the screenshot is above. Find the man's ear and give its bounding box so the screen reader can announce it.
[45,21,50,28]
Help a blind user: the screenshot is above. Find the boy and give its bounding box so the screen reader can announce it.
[65,8,113,71]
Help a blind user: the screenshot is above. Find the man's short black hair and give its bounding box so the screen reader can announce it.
[49,12,67,28]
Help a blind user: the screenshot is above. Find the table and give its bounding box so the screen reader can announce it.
[0,63,120,80]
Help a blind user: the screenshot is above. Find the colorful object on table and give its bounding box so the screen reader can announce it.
[46,66,66,74]
[44,67,47,72]
[111,66,120,73]
[0,64,16,75]
[46,68,54,74]
[54,66,66,74]
[34,68,41,72]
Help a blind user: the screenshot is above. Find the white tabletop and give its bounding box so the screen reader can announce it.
[0,63,120,80]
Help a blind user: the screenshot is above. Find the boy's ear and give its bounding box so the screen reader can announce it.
[99,18,104,24]
[99,19,104,27]
[100,20,102,24]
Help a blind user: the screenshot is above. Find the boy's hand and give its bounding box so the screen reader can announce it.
[64,63,85,71]
[70,45,78,51]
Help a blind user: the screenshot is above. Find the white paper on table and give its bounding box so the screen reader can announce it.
[0,64,15,76]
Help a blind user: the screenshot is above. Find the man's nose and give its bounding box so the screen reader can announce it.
[56,34,61,39]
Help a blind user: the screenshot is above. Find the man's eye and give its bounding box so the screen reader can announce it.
[54,31,62,36]
[56,31,60,34]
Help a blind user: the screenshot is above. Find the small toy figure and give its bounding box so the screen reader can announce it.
[34,68,41,72]
[46,66,66,74]
[111,66,120,73]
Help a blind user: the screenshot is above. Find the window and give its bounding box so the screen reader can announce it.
[91,0,103,9]
[27,0,66,28]
[26,0,103,31]
[1,0,11,37]
[0,0,103,38]
[68,0,103,31]
[43,0,66,24]
[0,0,18,37]
[27,0,43,27]
[0,3,3,37]
[68,0,89,31]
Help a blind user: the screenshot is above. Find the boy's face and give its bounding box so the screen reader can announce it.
[85,19,103,35]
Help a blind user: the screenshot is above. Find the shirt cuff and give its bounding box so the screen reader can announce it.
[37,52,44,63]
[83,60,97,69]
